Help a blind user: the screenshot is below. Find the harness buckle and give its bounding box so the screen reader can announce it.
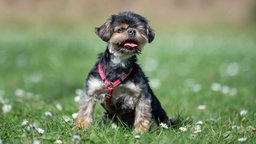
[105,94,112,105]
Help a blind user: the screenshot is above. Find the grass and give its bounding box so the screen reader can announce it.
[0,26,256,143]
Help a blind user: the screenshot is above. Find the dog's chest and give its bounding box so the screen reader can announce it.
[87,78,141,109]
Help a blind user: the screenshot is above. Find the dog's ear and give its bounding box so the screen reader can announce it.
[147,25,155,43]
[95,15,115,42]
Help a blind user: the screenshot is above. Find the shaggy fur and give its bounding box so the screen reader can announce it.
[76,11,175,133]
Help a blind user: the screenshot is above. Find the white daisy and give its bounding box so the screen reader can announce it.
[194,125,201,131]
[15,89,26,97]
[179,127,187,132]
[134,135,141,139]
[74,96,81,103]
[33,140,41,144]
[21,119,29,126]
[55,104,63,111]
[232,125,240,130]
[72,113,78,119]
[44,111,53,117]
[226,62,239,76]
[237,137,247,142]
[75,89,84,96]
[2,104,12,113]
[159,123,168,129]
[211,83,222,91]
[197,105,206,110]
[240,109,248,116]
[194,129,202,133]
[196,120,203,125]
[54,140,62,144]
[72,135,81,142]
[64,117,71,122]
[111,123,117,129]
[37,128,44,134]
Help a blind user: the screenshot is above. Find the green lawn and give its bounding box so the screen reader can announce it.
[0,27,256,143]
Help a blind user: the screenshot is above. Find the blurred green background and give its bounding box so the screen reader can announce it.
[1,0,256,29]
[0,1,256,143]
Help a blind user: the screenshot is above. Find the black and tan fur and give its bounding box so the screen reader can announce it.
[76,11,176,133]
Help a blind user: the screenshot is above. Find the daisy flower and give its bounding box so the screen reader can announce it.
[64,117,72,122]
[15,89,26,97]
[27,123,39,131]
[194,129,202,133]
[37,128,44,134]
[54,140,63,144]
[194,125,201,131]
[74,96,81,103]
[209,118,217,124]
[55,103,63,111]
[75,89,83,96]
[44,111,53,117]
[134,135,141,139]
[179,127,187,132]
[211,83,222,91]
[240,109,248,116]
[237,137,247,142]
[226,62,239,76]
[159,123,168,129]
[72,113,78,119]
[196,120,203,125]
[2,104,12,113]
[232,125,240,130]
[72,135,81,142]
[111,123,117,129]
[190,134,197,138]
[21,119,29,126]
[193,125,202,133]
[33,140,41,144]
[197,105,206,110]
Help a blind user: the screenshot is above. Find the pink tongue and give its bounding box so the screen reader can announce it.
[124,43,138,48]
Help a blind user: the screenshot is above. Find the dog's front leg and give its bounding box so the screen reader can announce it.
[134,96,152,133]
[76,95,95,129]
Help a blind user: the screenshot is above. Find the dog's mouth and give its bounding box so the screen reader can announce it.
[121,40,138,49]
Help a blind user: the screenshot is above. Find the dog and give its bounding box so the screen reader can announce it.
[76,11,177,133]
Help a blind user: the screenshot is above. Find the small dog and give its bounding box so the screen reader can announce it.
[76,11,176,133]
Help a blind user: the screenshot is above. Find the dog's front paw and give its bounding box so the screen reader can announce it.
[134,121,149,134]
[76,118,91,129]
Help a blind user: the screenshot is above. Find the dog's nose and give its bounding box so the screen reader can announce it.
[128,29,136,37]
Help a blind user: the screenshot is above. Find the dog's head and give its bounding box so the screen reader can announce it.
[95,11,155,57]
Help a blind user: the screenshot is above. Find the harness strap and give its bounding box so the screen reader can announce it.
[98,63,133,105]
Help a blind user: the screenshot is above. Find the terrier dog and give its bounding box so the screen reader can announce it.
[76,11,176,133]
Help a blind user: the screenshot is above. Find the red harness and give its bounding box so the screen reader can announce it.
[98,63,133,105]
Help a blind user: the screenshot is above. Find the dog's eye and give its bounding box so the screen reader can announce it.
[117,27,125,33]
